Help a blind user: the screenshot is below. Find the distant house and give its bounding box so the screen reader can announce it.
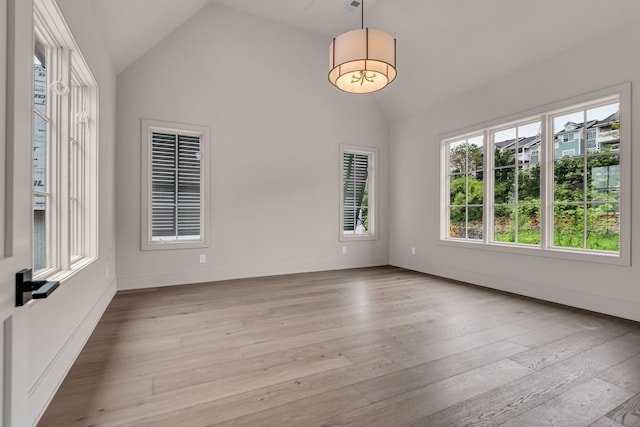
[554,111,620,157]
[495,110,620,165]
[495,135,541,169]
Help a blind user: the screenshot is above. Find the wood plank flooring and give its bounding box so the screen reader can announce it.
[38,267,640,427]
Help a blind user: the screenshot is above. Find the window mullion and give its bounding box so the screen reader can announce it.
[465,144,469,239]
[582,110,588,249]
[514,129,519,244]
[174,134,179,240]
[484,129,492,244]
[55,47,72,271]
[78,85,87,257]
[46,44,60,273]
[539,114,549,249]
[368,155,374,235]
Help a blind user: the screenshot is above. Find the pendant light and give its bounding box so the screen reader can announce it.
[328,0,397,94]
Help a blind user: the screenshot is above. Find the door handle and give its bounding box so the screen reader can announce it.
[16,268,60,307]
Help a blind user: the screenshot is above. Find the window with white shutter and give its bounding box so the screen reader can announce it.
[141,120,210,250]
[340,145,377,241]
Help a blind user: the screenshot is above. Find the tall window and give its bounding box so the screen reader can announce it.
[446,135,484,240]
[340,146,376,240]
[492,121,541,245]
[33,0,99,279]
[69,71,89,261]
[141,120,209,250]
[552,103,620,251]
[441,86,629,265]
[33,39,49,271]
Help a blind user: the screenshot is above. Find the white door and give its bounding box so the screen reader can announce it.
[1,0,47,424]
[0,0,7,415]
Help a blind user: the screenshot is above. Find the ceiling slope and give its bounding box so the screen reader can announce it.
[89,0,210,73]
[90,0,640,120]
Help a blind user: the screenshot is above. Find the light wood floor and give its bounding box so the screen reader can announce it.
[39,267,640,426]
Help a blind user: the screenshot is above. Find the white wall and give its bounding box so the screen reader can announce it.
[23,1,117,425]
[0,0,6,261]
[389,25,640,322]
[116,3,390,290]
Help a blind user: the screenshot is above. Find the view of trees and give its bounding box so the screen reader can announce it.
[449,142,620,251]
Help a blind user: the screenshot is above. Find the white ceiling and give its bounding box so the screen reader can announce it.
[89,0,210,73]
[89,0,640,120]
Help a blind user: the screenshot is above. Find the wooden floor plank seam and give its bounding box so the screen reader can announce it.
[38,267,640,427]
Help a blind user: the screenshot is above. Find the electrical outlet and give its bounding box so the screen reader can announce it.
[199,254,206,264]
[342,246,347,255]
[411,247,416,255]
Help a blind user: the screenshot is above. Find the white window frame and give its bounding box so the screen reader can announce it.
[439,83,630,266]
[487,119,542,245]
[339,145,377,242]
[141,119,210,251]
[442,133,485,241]
[33,0,99,282]
[562,148,576,157]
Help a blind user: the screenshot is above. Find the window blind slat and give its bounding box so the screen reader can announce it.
[343,152,369,233]
[151,132,202,240]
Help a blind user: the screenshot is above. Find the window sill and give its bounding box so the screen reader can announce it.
[438,238,630,267]
[32,256,98,284]
[339,234,378,242]
[141,240,209,251]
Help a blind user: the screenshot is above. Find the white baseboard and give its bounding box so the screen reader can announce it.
[117,257,389,290]
[28,279,117,427]
[391,259,640,323]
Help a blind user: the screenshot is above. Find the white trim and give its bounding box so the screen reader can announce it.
[32,0,99,280]
[140,119,211,251]
[339,144,378,242]
[28,279,116,427]
[395,261,640,323]
[440,133,485,242]
[0,0,6,259]
[439,83,630,266]
[117,257,389,291]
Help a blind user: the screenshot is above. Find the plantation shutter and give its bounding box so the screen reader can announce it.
[151,132,201,240]
[343,152,369,232]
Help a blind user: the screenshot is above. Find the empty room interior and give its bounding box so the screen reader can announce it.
[2,0,640,425]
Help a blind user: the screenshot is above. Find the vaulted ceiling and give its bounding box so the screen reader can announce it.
[89,0,640,120]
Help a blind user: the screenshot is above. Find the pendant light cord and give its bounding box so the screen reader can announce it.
[361,0,364,29]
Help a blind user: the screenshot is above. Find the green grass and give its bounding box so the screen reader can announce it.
[495,230,540,245]
[495,230,619,251]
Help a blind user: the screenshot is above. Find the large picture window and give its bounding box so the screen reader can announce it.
[141,120,210,250]
[33,0,99,279]
[441,86,629,265]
